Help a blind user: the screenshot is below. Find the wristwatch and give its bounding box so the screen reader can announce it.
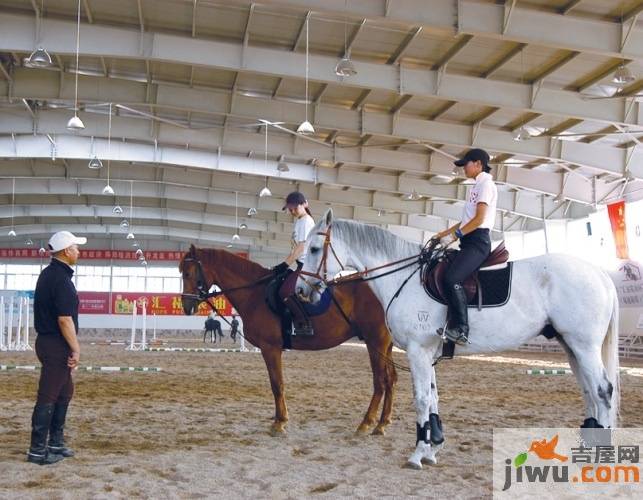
[455,228,464,239]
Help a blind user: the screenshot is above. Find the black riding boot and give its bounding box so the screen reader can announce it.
[284,296,314,336]
[443,283,469,345]
[48,403,75,458]
[27,404,64,465]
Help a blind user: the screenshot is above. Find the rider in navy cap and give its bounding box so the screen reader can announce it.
[431,148,497,345]
[453,148,491,172]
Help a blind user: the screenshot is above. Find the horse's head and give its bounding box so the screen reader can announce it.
[179,244,209,315]
[297,208,348,304]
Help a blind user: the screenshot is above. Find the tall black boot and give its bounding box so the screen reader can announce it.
[443,283,469,345]
[283,296,314,336]
[27,404,64,465]
[48,403,75,458]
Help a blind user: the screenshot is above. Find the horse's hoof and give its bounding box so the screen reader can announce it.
[355,425,371,435]
[371,425,387,436]
[404,460,423,470]
[269,424,287,437]
[421,456,437,466]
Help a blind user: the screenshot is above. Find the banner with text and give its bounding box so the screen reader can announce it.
[77,292,233,316]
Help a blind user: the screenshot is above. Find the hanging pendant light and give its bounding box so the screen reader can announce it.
[8,178,16,237]
[401,189,422,201]
[297,120,315,135]
[38,246,46,256]
[231,191,240,241]
[247,207,257,216]
[335,0,357,78]
[513,126,531,142]
[25,238,34,246]
[141,260,147,266]
[120,219,129,229]
[239,223,248,230]
[258,177,272,198]
[113,205,123,214]
[102,103,115,195]
[135,248,143,257]
[335,56,357,78]
[67,115,85,131]
[27,1,53,68]
[277,158,290,172]
[66,0,84,131]
[298,15,315,135]
[27,47,53,68]
[88,156,103,169]
[126,180,135,240]
[612,64,635,86]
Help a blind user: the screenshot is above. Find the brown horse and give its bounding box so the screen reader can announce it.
[180,245,397,435]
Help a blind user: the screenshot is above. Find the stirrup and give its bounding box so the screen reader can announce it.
[443,327,469,346]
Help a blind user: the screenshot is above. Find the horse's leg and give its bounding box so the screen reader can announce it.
[405,342,437,470]
[357,340,389,434]
[260,346,289,435]
[421,365,444,465]
[373,341,398,435]
[562,340,613,427]
[558,338,593,419]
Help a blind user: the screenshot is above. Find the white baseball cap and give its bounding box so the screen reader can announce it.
[48,231,87,252]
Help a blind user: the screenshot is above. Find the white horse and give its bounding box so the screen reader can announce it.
[296,209,620,469]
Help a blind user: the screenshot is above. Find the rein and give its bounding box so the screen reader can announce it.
[180,256,273,303]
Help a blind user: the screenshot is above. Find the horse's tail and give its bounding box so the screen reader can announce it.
[602,284,620,428]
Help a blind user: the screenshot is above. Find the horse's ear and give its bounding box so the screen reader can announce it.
[189,244,196,257]
[323,208,333,226]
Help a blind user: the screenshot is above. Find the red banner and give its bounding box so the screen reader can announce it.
[76,291,233,316]
[79,292,110,314]
[607,201,629,259]
[0,248,248,261]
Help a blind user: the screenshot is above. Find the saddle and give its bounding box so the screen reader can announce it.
[422,241,511,309]
[265,269,333,346]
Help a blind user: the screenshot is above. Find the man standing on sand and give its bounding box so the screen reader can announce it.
[27,231,85,465]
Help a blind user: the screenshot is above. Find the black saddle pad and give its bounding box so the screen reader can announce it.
[427,262,513,308]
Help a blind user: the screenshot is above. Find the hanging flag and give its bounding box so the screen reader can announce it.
[607,201,629,259]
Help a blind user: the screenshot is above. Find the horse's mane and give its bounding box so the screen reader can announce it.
[199,248,268,280]
[333,219,422,259]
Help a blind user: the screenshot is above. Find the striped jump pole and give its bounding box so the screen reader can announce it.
[7,296,13,350]
[15,297,22,349]
[144,347,250,353]
[525,369,573,375]
[1,365,162,372]
[0,296,5,351]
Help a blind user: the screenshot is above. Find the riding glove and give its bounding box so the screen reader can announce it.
[272,262,290,274]
[440,233,457,247]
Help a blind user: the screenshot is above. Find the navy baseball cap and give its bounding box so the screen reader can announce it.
[454,148,490,168]
[282,191,307,210]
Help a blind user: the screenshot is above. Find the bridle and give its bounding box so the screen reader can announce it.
[299,223,438,289]
[299,225,346,284]
[180,254,272,305]
[181,256,215,303]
